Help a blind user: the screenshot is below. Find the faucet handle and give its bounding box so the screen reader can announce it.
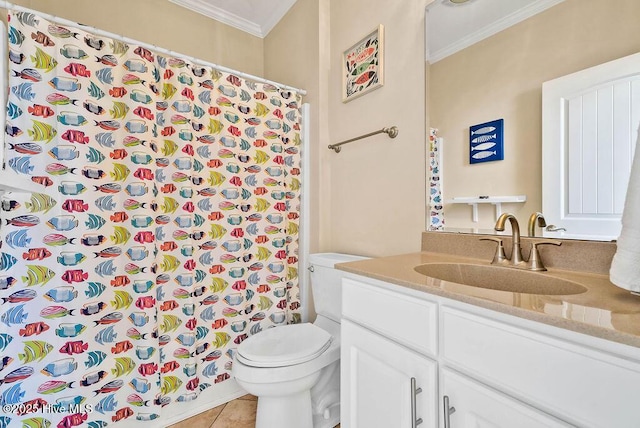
[479,237,508,264]
[527,240,562,271]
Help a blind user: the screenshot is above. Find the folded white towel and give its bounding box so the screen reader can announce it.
[610,125,640,293]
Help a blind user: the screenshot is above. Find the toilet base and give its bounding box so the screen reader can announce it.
[256,390,313,428]
[311,360,340,428]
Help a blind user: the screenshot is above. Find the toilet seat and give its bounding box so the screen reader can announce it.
[236,324,333,368]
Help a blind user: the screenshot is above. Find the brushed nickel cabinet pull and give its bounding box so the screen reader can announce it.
[443,395,456,428]
[410,377,423,427]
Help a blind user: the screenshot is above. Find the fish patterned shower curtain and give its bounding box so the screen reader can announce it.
[428,128,444,230]
[0,10,302,427]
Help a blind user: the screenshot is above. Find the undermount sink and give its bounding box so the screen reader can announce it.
[414,263,588,295]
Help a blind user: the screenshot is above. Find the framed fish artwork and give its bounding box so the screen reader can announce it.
[342,25,384,102]
[469,119,504,164]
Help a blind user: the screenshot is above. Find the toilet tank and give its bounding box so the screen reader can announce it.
[309,253,369,323]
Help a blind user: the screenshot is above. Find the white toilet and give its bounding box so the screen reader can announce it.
[232,253,367,428]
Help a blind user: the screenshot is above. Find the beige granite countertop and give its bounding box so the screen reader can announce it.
[336,251,640,348]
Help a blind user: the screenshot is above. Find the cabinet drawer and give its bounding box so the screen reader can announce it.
[441,307,640,428]
[342,278,437,356]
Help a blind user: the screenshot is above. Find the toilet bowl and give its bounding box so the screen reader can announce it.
[232,253,367,428]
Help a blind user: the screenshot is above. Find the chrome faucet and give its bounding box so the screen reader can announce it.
[481,212,562,271]
[528,212,546,237]
[494,213,525,266]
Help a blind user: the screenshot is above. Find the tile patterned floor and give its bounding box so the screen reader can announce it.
[168,394,257,428]
[167,395,340,428]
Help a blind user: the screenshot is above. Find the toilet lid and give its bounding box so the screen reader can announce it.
[236,324,333,368]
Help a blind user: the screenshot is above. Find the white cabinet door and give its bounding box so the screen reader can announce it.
[341,319,437,428]
[439,368,571,428]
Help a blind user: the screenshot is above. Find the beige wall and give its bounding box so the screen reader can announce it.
[265,0,430,258]
[6,0,265,76]
[428,0,640,231]
[325,0,430,257]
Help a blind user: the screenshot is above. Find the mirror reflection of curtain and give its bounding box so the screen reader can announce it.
[0,10,302,427]
[429,128,445,230]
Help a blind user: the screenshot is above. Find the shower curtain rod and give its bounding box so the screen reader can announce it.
[0,1,307,95]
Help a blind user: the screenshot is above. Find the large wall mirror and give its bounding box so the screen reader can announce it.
[425,0,640,241]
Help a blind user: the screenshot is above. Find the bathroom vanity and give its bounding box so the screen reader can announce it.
[338,233,640,428]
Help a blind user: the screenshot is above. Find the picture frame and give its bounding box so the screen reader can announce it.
[342,24,384,103]
[469,118,504,164]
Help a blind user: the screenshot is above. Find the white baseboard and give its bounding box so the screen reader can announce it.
[161,379,246,427]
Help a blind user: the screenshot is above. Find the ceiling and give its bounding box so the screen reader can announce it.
[169,0,564,57]
[169,0,298,38]
[426,0,564,63]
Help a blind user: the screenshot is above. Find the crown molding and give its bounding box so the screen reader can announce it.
[170,0,262,37]
[260,0,298,37]
[169,0,297,38]
[427,0,565,63]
